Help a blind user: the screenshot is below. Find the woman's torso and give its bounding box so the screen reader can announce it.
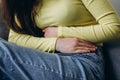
[35,0,98,29]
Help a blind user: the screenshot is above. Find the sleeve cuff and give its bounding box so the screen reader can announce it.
[50,38,58,53]
[58,26,63,38]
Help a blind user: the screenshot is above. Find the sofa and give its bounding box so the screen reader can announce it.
[0,2,9,40]
[103,0,120,80]
[0,19,9,40]
[0,0,120,80]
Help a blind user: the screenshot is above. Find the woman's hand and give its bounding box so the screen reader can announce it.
[43,27,97,54]
[43,27,58,37]
[56,38,97,54]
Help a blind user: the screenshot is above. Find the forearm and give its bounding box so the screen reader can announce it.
[58,0,120,43]
[58,23,120,43]
[8,30,57,53]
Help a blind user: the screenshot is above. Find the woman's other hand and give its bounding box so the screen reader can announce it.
[43,27,58,37]
[56,38,97,54]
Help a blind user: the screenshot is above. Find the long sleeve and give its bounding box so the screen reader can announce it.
[8,29,57,53]
[58,0,120,43]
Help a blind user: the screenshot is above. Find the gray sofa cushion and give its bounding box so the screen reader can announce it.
[103,41,120,80]
[0,3,9,40]
[0,20,9,40]
[103,1,120,80]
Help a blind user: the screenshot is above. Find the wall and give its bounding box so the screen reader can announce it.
[109,0,120,16]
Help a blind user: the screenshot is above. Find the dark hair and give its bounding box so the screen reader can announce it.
[2,0,44,37]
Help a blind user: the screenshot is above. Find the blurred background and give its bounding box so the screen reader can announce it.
[0,0,9,40]
[110,0,120,16]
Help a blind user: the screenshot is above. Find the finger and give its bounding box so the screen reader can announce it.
[78,42,97,48]
[42,29,47,32]
[78,40,96,47]
[74,49,91,53]
[44,33,50,37]
[74,47,97,53]
[75,47,96,51]
[43,27,50,32]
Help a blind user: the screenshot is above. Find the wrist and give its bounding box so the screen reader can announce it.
[58,26,63,38]
[55,38,61,52]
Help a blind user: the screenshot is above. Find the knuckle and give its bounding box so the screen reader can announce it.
[72,42,78,46]
[72,39,79,46]
[70,47,76,52]
[72,38,78,41]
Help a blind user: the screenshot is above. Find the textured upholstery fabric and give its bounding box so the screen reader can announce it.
[0,4,9,40]
[103,41,120,80]
[103,1,120,80]
[0,20,9,40]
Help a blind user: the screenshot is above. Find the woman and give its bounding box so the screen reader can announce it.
[0,0,120,80]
